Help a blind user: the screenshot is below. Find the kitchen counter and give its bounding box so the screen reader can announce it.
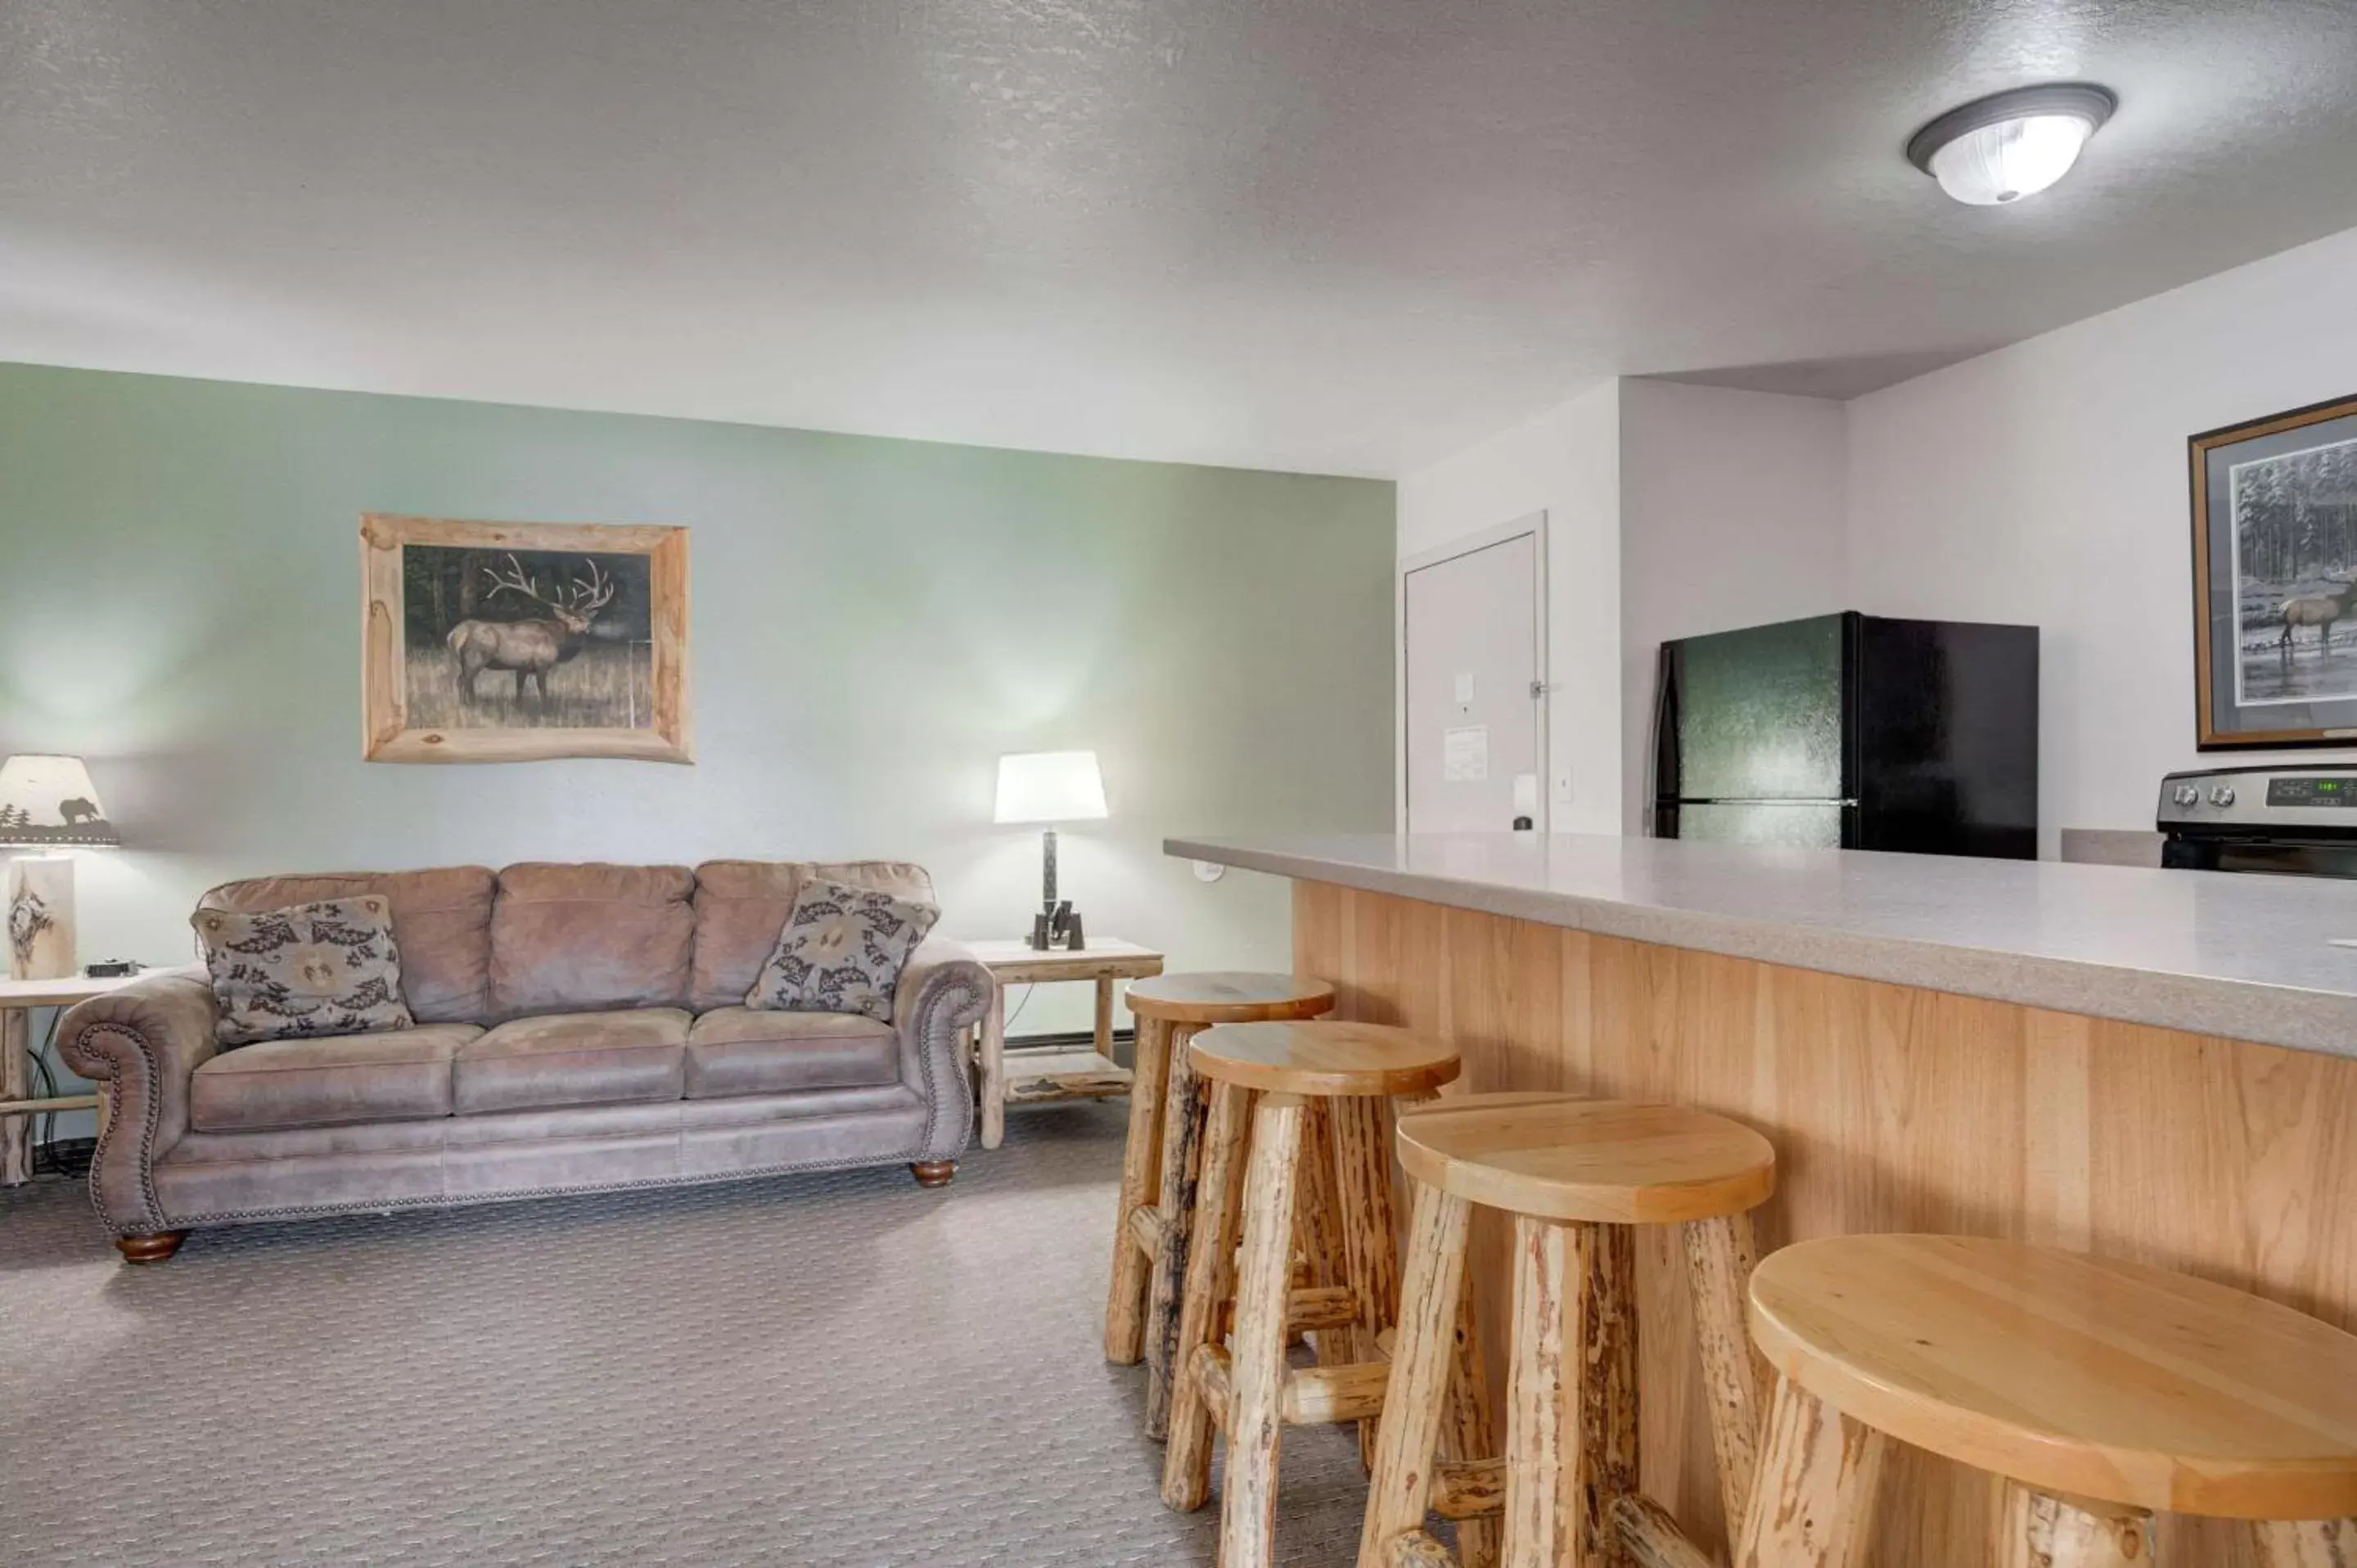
[1168,827,2357,1562]
[1167,831,2357,1057]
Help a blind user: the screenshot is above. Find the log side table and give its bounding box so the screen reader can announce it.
[967,938,1164,1150]
[2,972,146,1186]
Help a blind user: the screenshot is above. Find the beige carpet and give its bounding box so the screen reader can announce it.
[0,1104,1393,1566]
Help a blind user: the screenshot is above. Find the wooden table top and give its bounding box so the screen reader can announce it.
[964,938,1164,984]
[1749,1232,2357,1520]
[0,971,149,1009]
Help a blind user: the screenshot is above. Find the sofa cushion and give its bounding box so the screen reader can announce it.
[453,1008,689,1115]
[685,1007,900,1099]
[690,860,935,1012]
[746,878,940,1021]
[200,867,494,1023]
[192,896,417,1046]
[489,863,695,1018]
[189,1023,480,1132]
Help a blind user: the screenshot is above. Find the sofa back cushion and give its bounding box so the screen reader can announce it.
[489,863,696,1018]
[198,867,494,1023]
[690,860,935,1012]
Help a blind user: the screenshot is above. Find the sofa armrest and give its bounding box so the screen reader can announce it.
[891,935,992,1161]
[57,965,219,1236]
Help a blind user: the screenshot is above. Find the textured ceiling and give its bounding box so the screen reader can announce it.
[6,0,2357,477]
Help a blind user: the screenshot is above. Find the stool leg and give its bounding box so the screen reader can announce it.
[1504,1214,1577,1568]
[1733,1374,1886,1568]
[1683,1211,1768,1542]
[1144,1022,1207,1437]
[1441,1261,1503,1568]
[1105,1014,1170,1364]
[1359,1176,1476,1568]
[1581,1222,1640,1568]
[2253,1518,2355,1567]
[1221,1091,1309,1568]
[1333,1093,1406,1467]
[1296,1097,1356,1365]
[1994,1485,2152,1568]
[1162,1079,1254,1512]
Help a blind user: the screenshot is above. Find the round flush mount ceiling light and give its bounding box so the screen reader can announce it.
[1907,83,2117,206]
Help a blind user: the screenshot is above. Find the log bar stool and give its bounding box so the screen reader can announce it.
[1362,1092,1778,1568]
[1162,1021,1471,1568]
[1734,1234,2357,1568]
[1104,973,1334,1393]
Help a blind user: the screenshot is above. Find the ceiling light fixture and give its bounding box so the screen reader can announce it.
[1907,83,2116,206]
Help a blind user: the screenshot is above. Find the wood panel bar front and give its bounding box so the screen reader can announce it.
[1292,878,2357,1567]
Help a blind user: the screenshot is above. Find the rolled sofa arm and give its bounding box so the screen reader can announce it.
[892,935,992,1162]
[57,965,219,1236]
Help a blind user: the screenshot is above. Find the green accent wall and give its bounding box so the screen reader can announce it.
[0,363,1395,1091]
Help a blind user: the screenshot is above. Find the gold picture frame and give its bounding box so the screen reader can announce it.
[2191,394,2357,749]
[360,513,692,764]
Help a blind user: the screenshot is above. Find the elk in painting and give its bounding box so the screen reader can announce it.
[447,555,618,704]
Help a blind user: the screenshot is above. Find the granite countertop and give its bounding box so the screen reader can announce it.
[1165,831,2357,1060]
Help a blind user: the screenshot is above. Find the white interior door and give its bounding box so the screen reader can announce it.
[1404,524,1544,834]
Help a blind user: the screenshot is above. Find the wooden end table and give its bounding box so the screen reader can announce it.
[2,972,146,1186]
[967,938,1165,1150]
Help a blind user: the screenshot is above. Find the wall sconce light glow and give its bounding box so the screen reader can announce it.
[1908,83,2116,206]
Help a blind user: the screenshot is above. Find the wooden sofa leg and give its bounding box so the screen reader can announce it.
[910,1160,957,1188]
[116,1231,187,1263]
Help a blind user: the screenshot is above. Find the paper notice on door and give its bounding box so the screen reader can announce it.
[1442,724,1489,782]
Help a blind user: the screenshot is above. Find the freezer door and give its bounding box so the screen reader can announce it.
[1660,613,1853,803]
[1662,800,1852,849]
[1855,616,2039,859]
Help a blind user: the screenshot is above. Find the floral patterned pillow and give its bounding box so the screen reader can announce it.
[745,878,940,1022]
[192,896,416,1047]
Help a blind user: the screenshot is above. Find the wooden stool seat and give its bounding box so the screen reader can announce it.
[1395,1091,1775,1225]
[1125,971,1336,1025]
[1188,1021,1463,1099]
[1748,1233,2357,1524]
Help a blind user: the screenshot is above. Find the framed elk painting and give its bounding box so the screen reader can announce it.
[2192,394,2357,748]
[360,515,692,764]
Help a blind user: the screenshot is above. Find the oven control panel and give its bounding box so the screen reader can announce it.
[2265,775,2357,808]
[2160,765,2357,831]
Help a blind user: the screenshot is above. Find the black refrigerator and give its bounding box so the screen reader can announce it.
[1652,611,2039,858]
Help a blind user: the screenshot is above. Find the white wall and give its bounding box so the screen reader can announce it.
[1618,381,1849,830]
[1847,223,2357,852]
[1396,383,1623,835]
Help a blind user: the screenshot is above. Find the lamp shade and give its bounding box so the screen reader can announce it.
[994,750,1108,825]
[0,755,119,847]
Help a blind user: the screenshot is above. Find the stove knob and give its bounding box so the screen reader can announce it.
[2209,784,2236,807]
[2173,784,2201,807]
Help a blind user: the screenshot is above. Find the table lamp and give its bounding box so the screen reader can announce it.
[0,755,119,981]
[994,750,1107,950]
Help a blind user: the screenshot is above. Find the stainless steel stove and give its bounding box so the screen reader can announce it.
[2158,764,2357,877]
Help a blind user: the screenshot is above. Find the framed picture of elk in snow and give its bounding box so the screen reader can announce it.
[2193,393,2357,748]
[359,514,692,764]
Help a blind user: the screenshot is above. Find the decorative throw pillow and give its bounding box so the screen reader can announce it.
[192,896,416,1047]
[745,878,939,1022]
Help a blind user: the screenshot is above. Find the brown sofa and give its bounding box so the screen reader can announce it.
[58,860,992,1262]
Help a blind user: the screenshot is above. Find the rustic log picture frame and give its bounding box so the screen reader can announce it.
[360,513,692,764]
[2191,393,2357,749]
